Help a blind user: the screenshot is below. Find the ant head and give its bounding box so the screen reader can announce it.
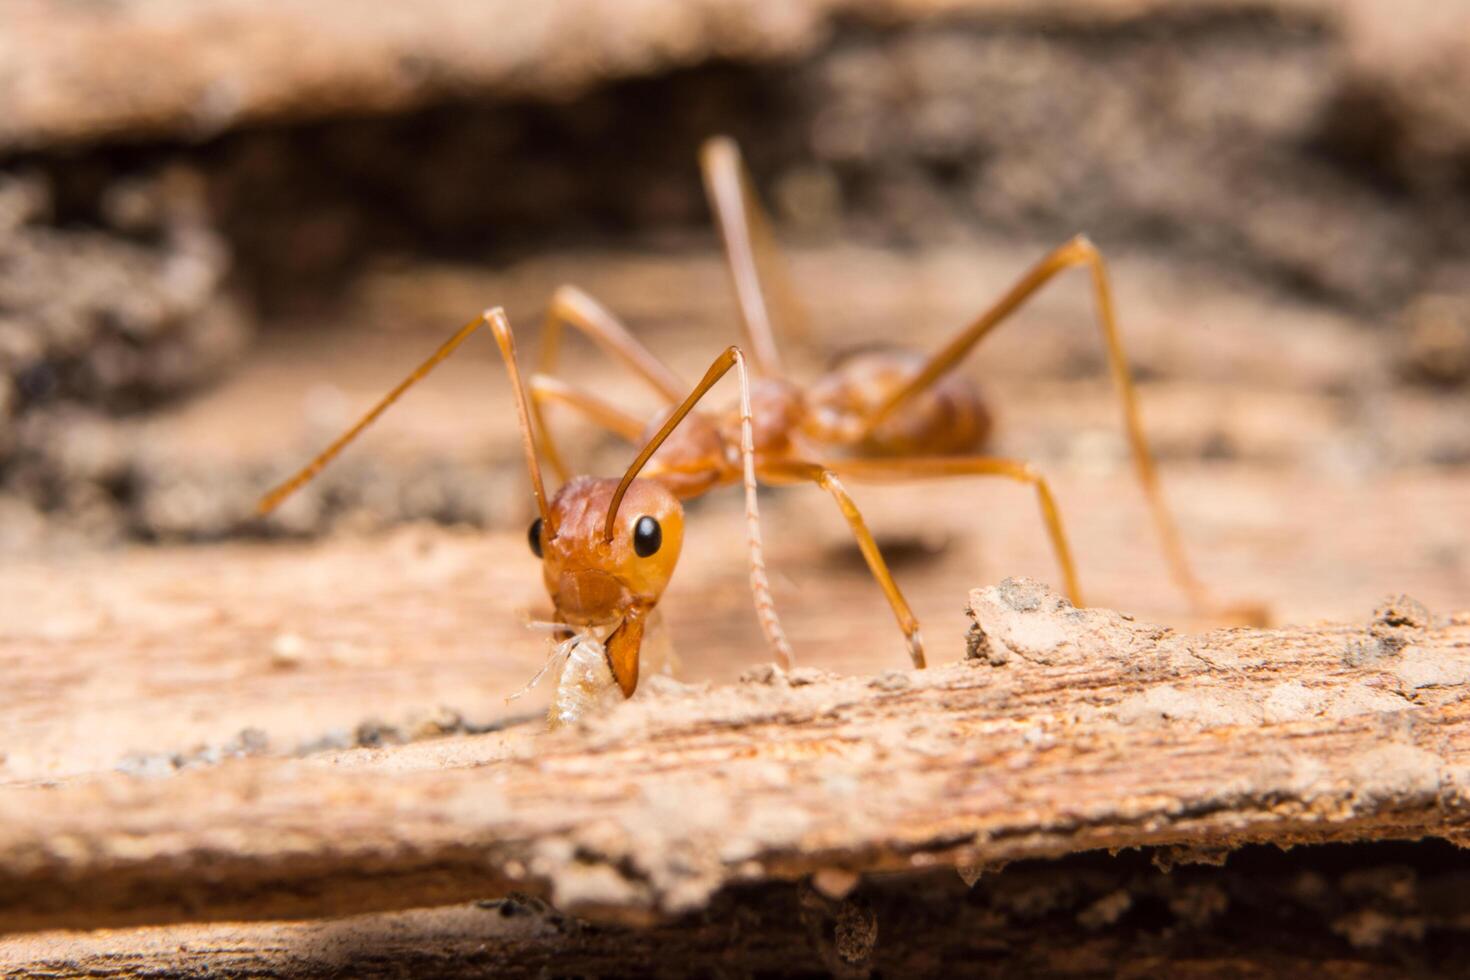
[530,476,685,623]
[528,476,684,697]
[532,476,685,696]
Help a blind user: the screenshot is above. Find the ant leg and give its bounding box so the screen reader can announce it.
[700,136,812,378]
[758,459,926,669]
[820,455,1083,609]
[259,309,550,523]
[860,235,1207,612]
[609,345,793,669]
[539,285,685,402]
[527,373,644,484]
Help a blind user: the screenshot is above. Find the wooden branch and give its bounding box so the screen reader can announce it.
[2,579,1467,936]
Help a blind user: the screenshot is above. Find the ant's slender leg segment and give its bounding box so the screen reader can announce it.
[860,235,1205,611]
[258,309,549,521]
[256,313,485,514]
[700,136,811,378]
[732,350,794,670]
[758,460,925,669]
[528,373,644,484]
[539,285,685,402]
[823,456,1083,609]
[607,346,793,669]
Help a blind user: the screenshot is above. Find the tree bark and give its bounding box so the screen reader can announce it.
[2,579,1467,937]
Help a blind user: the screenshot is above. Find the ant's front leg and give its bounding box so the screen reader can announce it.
[758,453,1090,671]
[757,459,928,669]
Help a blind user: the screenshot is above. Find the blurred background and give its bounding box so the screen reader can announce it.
[1,0,1469,778]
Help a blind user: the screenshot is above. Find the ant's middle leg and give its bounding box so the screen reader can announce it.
[820,455,1083,610]
[527,373,644,484]
[539,284,686,402]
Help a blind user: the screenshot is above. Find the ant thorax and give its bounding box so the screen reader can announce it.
[639,377,810,496]
[803,348,991,456]
[637,410,729,498]
[740,376,806,455]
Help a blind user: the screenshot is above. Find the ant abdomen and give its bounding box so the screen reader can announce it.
[805,347,992,457]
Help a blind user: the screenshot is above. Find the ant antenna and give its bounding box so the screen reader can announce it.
[604,345,742,542]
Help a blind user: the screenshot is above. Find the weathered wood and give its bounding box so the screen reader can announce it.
[5,462,1467,783]
[6,0,1468,169]
[0,0,1265,151]
[1,580,1466,935]
[0,0,831,151]
[10,840,1470,978]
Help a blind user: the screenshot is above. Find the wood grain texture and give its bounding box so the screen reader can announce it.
[2,579,1467,936]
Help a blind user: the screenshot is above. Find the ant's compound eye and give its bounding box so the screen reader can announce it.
[528,517,544,559]
[633,515,662,557]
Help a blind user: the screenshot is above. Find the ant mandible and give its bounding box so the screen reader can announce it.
[258,136,1218,724]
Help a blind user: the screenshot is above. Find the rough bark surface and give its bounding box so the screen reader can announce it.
[5,0,1469,166]
[12,840,1470,978]
[2,580,1467,937]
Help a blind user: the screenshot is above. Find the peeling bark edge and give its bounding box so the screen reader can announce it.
[0,0,1350,154]
[1,579,1468,935]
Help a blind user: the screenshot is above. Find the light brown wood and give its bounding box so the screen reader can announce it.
[1,579,1466,936]
[5,0,1466,176]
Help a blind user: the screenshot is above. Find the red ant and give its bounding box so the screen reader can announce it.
[259,136,1224,724]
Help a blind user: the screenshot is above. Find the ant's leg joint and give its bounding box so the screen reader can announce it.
[1014,461,1043,484]
[1059,234,1099,264]
[906,628,926,669]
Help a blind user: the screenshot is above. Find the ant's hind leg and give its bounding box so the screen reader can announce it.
[700,136,813,379]
[758,460,927,669]
[859,236,1209,614]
